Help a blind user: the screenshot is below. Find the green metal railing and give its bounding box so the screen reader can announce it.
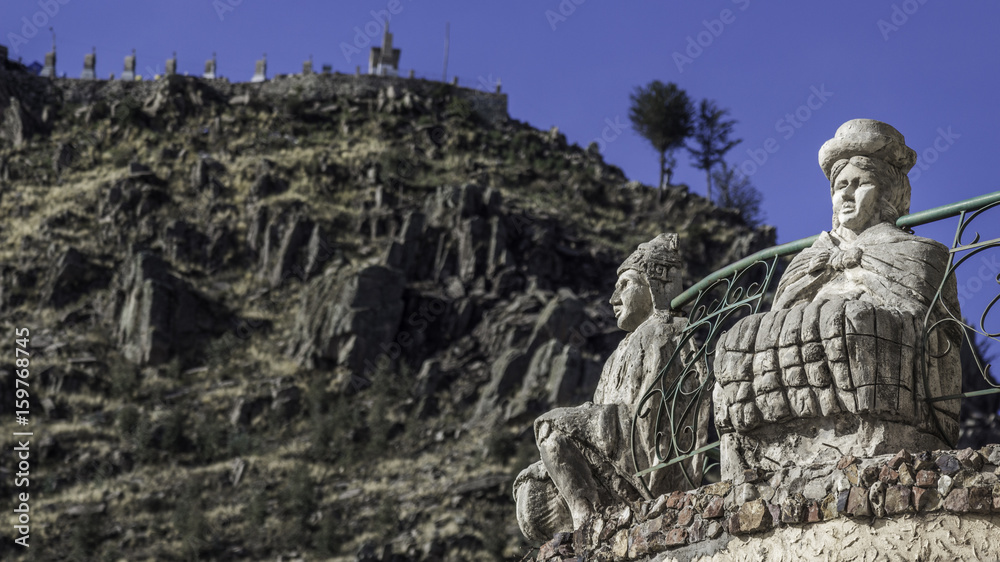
[632,190,1000,488]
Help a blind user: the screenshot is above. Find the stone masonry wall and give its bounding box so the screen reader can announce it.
[535,444,1000,561]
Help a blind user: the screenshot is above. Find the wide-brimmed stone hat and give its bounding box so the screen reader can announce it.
[818,119,917,180]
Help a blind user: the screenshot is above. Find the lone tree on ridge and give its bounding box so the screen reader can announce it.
[628,80,693,189]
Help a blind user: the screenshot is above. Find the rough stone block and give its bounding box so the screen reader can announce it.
[735,483,759,506]
[782,365,809,388]
[836,489,851,514]
[897,463,915,486]
[778,344,803,368]
[860,466,880,488]
[885,485,913,514]
[944,488,969,512]
[855,385,876,412]
[677,505,696,527]
[702,496,724,519]
[752,349,779,374]
[807,501,822,522]
[913,487,941,512]
[937,454,961,475]
[913,451,936,471]
[737,500,771,533]
[981,444,1000,466]
[844,464,860,486]
[888,449,913,469]
[757,390,791,423]
[781,499,805,523]
[956,448,985,471]
[628,526,650,559]
[753,372,783,394]
[802,342,825,363]
[646,494,668,520]
[664,491,686,509]
[706,520,723,539]
[835,384,857,412]
[687,518,706,544]
[847,487,871,517]
[829,360,852,389]
[969,486,992,513]
[611,529,630,560]
[915,470,938,488]
[938,474,955,498]
[725,514,740,535]
[837,455,858,470]
[742,468,764,483]
[702,481,732,497]
[768,503,782,527]
[787,387,819,417]
[869,481,887,517]
[816,386,841,416]
[681,493,697,510]
[822,493,840,520]
[879,465,899,484]
[664,527,688,546]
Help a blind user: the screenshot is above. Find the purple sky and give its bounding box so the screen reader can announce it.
[3,0,999,352]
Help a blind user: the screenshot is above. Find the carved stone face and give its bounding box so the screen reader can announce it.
[832,162,881,235]
[610,269,653,332]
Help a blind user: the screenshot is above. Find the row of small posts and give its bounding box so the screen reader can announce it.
[0,45,500,91]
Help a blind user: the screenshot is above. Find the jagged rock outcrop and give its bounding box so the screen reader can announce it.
[43,247,112,308]
[106,252,229,365]
[247,202,331,286]
[0,97,43,147]
[288,264,406,374]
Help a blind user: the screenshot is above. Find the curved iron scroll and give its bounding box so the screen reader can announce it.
[922,198,1000,444]
[633,189,1000,491]
[630,255,783,494]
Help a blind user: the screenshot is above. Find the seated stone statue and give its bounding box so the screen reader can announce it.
[713,119,962,479]
[513,233,704,542]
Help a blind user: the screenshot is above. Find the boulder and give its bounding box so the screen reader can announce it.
[108,252,229,365]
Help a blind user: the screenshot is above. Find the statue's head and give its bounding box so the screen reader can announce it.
[818,119,916,236]
[612,233,681,331]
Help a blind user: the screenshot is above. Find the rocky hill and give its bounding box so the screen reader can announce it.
[0,57,777,561]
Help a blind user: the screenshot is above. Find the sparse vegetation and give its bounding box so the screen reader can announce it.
[0,64,777,560]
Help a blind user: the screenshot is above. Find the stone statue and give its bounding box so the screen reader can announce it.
[713,119,962,480]
[513,233,704,542]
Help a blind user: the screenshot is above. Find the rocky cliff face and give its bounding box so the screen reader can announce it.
[0,58,776,560]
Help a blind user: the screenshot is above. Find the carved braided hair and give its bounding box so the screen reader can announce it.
[617,234,682,310]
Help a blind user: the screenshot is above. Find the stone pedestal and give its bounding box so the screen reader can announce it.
[543,445,1000,562]
[719,413,947,482]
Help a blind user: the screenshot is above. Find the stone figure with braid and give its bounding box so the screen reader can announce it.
[713,119,962,479]
[512,233,707,542]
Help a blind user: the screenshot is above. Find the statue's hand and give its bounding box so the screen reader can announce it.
[808,250,832,274]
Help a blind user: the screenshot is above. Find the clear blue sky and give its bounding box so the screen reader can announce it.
[3,0,999,350]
